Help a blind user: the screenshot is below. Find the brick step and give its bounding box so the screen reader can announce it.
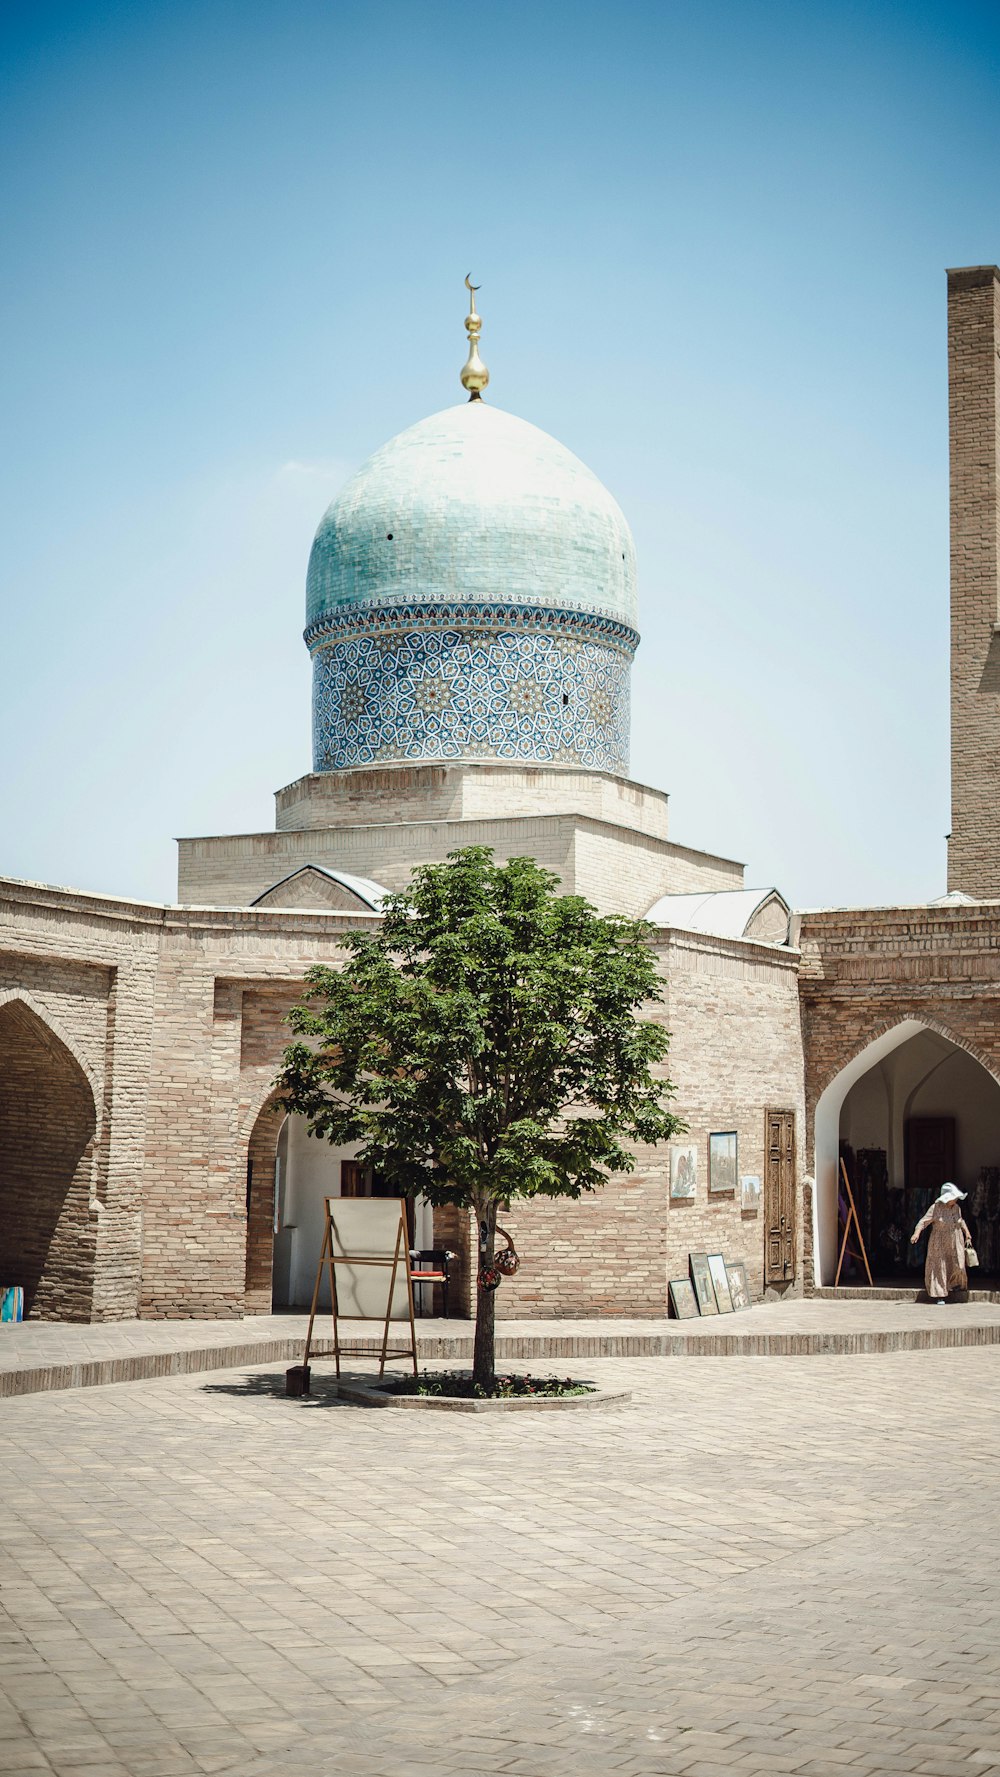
[813,1284,1000,1303]
[6,1314,1000,1399]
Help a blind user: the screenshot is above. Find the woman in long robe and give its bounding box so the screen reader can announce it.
[910,1182,971,1302]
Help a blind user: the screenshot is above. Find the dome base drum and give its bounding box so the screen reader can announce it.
[309,601,635,774]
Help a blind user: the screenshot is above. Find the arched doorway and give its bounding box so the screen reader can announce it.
[243,1098,434,1312]
[0,998,98,1319]
[813,1021,1000,1285]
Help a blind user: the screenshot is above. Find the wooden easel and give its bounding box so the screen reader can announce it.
[835,1156,874,1286]
[302,1197,418,1380]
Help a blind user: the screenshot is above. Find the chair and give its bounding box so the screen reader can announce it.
[409,1248,455,1317]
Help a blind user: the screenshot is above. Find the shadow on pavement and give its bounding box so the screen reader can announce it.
[200,1371,351,1407]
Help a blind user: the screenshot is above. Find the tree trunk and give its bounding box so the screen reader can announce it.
[472,1197,498,1391]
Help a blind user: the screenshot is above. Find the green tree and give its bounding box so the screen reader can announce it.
[277,847,683,1390]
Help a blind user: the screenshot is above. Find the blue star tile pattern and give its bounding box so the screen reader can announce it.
[307,602,636,773]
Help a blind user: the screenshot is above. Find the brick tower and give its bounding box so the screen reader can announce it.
[947,264,1000,899]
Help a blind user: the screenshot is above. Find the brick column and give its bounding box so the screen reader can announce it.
[947,264,1000,898]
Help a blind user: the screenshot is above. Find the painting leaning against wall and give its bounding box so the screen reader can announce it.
[707,1251,734,1311]
[689,1252,718,1315]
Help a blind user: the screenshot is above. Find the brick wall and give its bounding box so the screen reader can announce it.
[138,920,355,1319]
[798,902,1000,1287]
[481,929,805,1318]
[659,931,806,1300]
[572,824,743,914]
[431,1203,473,1319]
[0,900,159,1323]
[802,1177,815,1290]
[177,817,577,907]
[139,943,242,1318]
[92,950,159,1320]
[178,813,741,918]
[275,762,671,840]
[947,264,1000,898]
[798,902,1000,1159]
[0,874,807,1325]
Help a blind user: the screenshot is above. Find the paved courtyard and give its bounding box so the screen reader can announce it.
[2,1346,1000,1777]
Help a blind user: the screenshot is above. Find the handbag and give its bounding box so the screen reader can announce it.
[965,1240,980,1268]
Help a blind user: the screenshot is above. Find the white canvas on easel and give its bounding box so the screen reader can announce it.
[328,1198,412,1321]
[301,1195,418,1379]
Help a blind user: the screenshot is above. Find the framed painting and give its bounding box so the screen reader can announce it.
[688,1251,718,1316]
[668,1277,700,1320]
[740,1174,762,1213]
[709,1131,738,1194]
[670,1142,698,1200]
[727,1260,752,1311]
[707,1252,734,1312]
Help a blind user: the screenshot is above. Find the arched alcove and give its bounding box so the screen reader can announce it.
[0,998,98,1319]
[813,1020,1000,1284]
[242,1095,435,1313]
[243,1094,366,1312]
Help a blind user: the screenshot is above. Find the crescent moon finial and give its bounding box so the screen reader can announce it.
[460,274,489,401]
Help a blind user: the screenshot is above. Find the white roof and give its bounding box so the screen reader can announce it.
[323,869,390,910]
[251,866,390,911]
[645,887,789,942]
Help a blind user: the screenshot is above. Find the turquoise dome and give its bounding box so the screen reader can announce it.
[306,402,637,631]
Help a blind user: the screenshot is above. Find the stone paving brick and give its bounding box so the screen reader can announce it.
[2,1350,1000,1775]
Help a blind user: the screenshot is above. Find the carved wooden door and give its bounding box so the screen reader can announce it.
[764,1109,796,1284]
[904,1117,955,1192]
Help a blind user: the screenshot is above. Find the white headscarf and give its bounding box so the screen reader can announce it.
[938,1182,966,1203]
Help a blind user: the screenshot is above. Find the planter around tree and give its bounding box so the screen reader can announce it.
[334,1379,631,1413]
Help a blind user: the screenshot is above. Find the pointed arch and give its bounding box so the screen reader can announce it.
[813,1017,1000,1284]
[240,1075,286,1148]
[0,995,99,1319]
[0,989,100,1108]
[814,1013,1000,1108]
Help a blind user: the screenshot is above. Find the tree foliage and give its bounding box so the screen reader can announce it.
[277,846,683,1385]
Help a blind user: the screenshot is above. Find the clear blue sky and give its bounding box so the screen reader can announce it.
[2,0,999,910]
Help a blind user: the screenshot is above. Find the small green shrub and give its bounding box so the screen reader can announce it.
[381,1370,594,1399]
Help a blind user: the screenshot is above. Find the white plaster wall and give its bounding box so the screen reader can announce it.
[909,1048,1000,1185]
[279,1116,432,1310]
[283,1117,357,1309]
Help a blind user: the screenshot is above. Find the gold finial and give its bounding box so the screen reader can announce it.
[460,273,489,400]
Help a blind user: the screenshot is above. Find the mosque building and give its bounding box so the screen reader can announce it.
[2,268,1000,1324]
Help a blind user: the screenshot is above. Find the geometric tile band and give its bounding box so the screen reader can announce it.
[304,600,639,655]
[309,604,635,773]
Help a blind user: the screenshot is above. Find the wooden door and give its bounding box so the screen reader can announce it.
[904,1117,955,1192]
[764,1109,796,1285]
[340,1160,371,1197]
